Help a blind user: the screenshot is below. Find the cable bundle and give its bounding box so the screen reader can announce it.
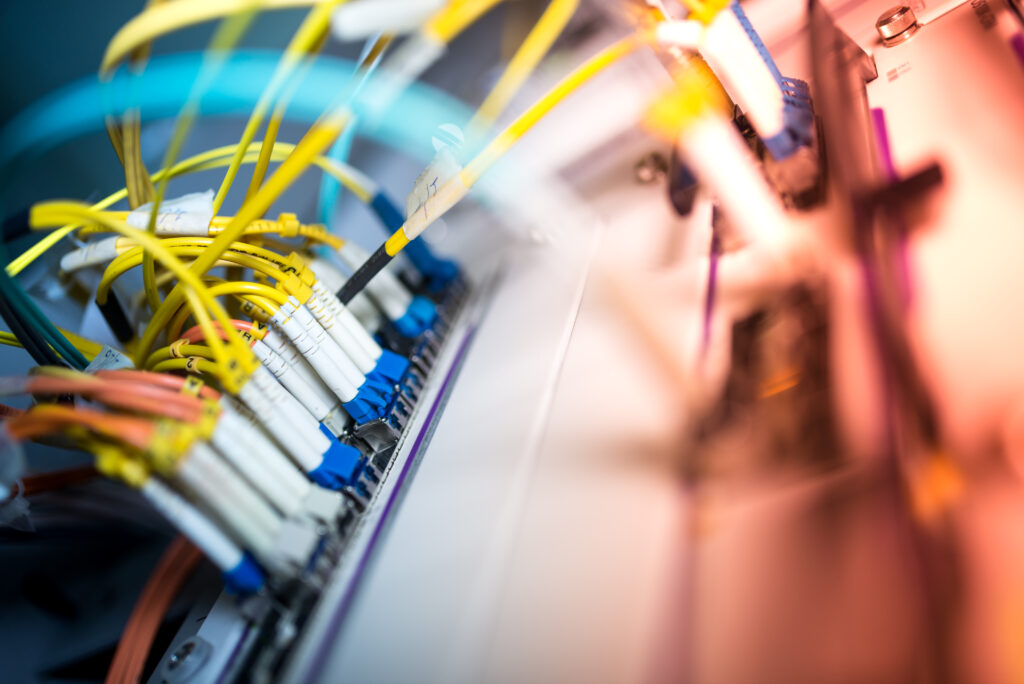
[0,1,684,679]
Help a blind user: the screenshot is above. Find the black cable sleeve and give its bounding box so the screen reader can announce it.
[97,290,134,343]
[336,243,393,305]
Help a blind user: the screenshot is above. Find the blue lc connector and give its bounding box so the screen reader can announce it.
[309,427,365,489]
[370,348,410,384]
[392,295,438,338]
[222,553,266,595]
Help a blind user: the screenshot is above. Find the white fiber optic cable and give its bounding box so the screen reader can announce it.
[269,301,360,403]
[214,406,311,501]
[251,338,337,422]
[291,303,367,389]
[176,444,279,555]
[305,288,376,374]
[261,329,340,410]
[142,477,247,572]
[237,378,324,472]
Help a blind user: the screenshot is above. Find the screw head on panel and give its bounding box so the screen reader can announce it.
[876,6,920,46]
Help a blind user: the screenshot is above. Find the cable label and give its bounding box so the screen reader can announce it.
[126,190,215,236]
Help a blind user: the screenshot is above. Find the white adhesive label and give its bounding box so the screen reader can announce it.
[405,145,462,219]
[126,190,215,236]
[85,345,135,372]
[60,237,120,272]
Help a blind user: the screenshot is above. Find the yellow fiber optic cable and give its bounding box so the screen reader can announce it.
[151,357,223,377]
[145,343,215,369]
[98,251,290,338]
[29,203,257,388]
[467,0,579,133]
[166,281,285,339]
[100,245,290,342]
[11,142,371,277]
[424,0,506,43]
[461,34,645,187]
[106,0,165,210]
[94,212,342,248]
[60,330,105,360]
[243,27,351,202]
[0,330,25,350]
[212,0,344,213]
[100,244,290,292]
[101,0,324,75]
[337,33,646,302]
[140,7,259,314]
[135,107,356,366]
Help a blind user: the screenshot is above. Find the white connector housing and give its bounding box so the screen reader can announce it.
[301,486,347,525]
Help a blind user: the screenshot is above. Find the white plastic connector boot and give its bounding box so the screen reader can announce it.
[269,300,359,403]
[308,257,385,341]
[142,478,247,573]
[177,443,282,557]
[215,406,310,502]
[291,303,366,389]
[210,421,306,517]
[251,339,337,423]
[305,287,375,374]
[248,366,332,457]
[309,279,383,362]
[237,376,323,473]
[261,329,339,410]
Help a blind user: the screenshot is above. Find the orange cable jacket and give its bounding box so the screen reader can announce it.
[105,536,202,684]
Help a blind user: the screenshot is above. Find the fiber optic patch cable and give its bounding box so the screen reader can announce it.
[24,9,647,385]
[22,207,388,497]
[116,6,263,315]
[0,0,495,610]
[1,368,355,577]
[333,3,807,305]
[320,0,578,283]
[76,232,407,418]
[12,142,445,342]
[30,203,255,387]
[116,4,492,347]
[9,143,377,277]
[0,0,739,612]
[336,33,647,303]
[48,193,417,406]
[5,404,297,576]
